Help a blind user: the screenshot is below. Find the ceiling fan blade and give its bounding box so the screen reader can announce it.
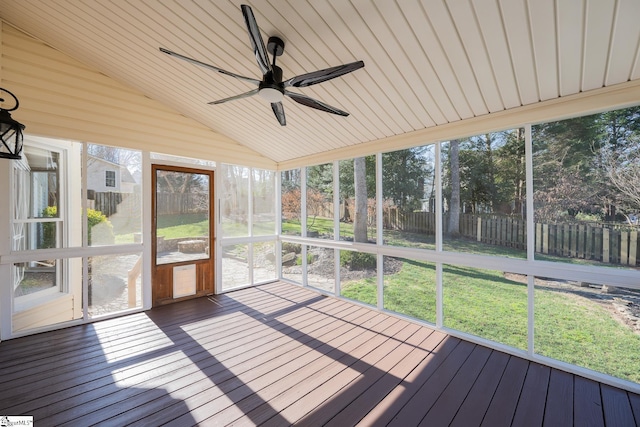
[240,4,271,76]
[159,48,260,85]
[208,88,259,105]
[271,102,286,126]
[284,61,364,88]
[285,91,349,116]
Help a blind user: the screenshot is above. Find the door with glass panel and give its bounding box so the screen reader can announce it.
[152,165,214,306]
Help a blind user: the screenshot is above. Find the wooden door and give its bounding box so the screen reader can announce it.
[152,165,214,306]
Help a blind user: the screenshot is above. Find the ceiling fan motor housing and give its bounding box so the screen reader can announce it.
[259,64,284,102]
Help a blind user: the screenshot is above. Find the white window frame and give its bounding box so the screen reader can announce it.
[11,139,71,313]
[105,170,116,187]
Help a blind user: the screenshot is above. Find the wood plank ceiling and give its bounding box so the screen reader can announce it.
[1,0,639,164]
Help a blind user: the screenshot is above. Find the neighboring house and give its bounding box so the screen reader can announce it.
[87,155,136,194]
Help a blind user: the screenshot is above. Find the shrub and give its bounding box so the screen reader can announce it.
[87,208,115,245]
[340,251,376,270]
[281,188,301,220]
[41,206,58,248]
[41,206,114,246]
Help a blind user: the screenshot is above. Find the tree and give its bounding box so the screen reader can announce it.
[306,163,333,231]
[382,147,431,214]
[532,115,603,222]
[306,163,333,198]
[447,139,460,235]
[339,156,376,223]
[532,106,640,222]
[457,134,497,213]
[606,150,640,221]
[353,157,368,242]
[281,169,301,192]
[281,169,301,222]
[495,128,526,217]
[598,107,640,221]
[600,107,640,221]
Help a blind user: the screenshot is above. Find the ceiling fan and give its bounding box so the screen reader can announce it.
[159,4,364,126]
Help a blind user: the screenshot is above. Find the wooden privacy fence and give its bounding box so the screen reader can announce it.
[382,210,639,266]
[462,214,527,251]
[89,192,208,217]
[156,193,208,215]
[384,209,437,234]
[88,191,140,217]
[535,223,638,266]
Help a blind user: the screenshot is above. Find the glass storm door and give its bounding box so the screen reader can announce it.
[151,165,214,306]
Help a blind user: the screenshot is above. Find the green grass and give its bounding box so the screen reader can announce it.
[283,217,374,240]
[157,213,209,238]
[534,288,640,381]
[341,259,640,383]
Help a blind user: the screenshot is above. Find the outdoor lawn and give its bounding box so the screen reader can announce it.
[157,213,209,238]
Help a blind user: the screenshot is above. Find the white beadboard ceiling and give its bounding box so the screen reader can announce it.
[1,0,639,164]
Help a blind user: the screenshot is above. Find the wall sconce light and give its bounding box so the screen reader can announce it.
[0,88,25,160]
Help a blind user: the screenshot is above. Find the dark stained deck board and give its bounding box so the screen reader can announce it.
[120,305,389,426]
[354,335,464,426]
[511,362,551,427]
[602,383,637,427]
[543,369,574,426]
[256,322,426,427]
[574,375,606,427]
[202,315,407,426]
[45,294,366,425]
[224,317,410,426]
[0,282,284,359]
[0,281,638,427]
[303,327,445,427]
[385,340,477,426]
[0,288,318,399]
[109,308,387,426]
[631,393,640,423]
[3,284,340,418]
[0,283,308,381]
[448,350,511,427]
[418,345,493,426]
[480,354,530,426]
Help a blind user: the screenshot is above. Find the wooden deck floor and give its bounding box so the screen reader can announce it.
[1,281,639,426]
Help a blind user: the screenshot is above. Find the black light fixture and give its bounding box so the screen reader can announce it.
[0,87,25,160]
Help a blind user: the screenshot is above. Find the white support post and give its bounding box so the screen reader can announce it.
[528,275,535,356]
[301,169,307,287]
[333,161,340,297]
[525,124,535,356]
[301,168,307,238]
[435,142,443,327]
[377,153,384,309]
[275,170,282,280]
[525,124,534,261]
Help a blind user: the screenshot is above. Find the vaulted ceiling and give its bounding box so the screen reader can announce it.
[1,0,639,164]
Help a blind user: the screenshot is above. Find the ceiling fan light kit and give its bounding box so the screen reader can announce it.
[258,87,284,103]
[160,4,364,126]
